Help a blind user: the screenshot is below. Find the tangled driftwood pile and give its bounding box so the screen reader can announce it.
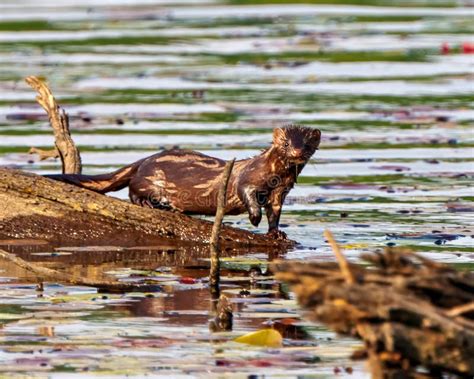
[274,231,474,378]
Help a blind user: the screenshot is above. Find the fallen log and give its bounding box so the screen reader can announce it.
[273,232,474,378]
[0,167,290,248]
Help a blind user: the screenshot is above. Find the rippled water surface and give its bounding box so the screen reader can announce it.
[0,0,473,377]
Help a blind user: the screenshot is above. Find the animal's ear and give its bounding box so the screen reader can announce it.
[273,127,286,144]
[311,129,321,146]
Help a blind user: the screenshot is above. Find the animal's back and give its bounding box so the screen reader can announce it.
[128,149,236,214]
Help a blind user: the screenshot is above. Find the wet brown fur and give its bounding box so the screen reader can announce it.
[46,125,321,235]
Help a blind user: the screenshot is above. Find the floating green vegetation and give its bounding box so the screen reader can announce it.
[50,365,77,373]
[179,17,283,28]
[299,120,417,130]
[336,73,471,83]
[0,20,114,31]
[448,262,474,271]
[388,28,474,35]
[0,146,35,154]
[323,142,474,150]
[0,35,185,49]
[337,15,426,22]
[194,89,473,109]
[297,173,470,186]
[0,128,268,136]
[62,88,474,110]
[288,208,452,227]
[0,20,55,31]
[59,93,200,106]
[402,245,474,254]
[208,49,433,65]
[227,0,456,7]
[0,304,24,316]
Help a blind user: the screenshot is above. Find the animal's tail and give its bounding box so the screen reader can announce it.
[45,159,144,194]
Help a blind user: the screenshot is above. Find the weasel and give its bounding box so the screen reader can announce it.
[46,125,321,238]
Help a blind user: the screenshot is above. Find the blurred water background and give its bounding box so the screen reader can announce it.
[0,0,473,377]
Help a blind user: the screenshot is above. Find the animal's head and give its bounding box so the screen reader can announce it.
[272,125,321,164]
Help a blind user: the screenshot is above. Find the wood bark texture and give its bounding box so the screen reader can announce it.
[25,76,81,174]
[0,167,292,249]
[273,247,474,378]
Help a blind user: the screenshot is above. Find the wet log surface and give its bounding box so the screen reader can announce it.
[0,167,292,249]
[273,248,474,378]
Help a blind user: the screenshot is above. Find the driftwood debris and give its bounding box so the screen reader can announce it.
[273,232,474,378]
[25,76,81,174]
[0,77,290,249]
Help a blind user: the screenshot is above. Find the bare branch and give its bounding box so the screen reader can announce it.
[446,302,474,317]
[324,229,355,284]
[209,159,235,295]
[25,76,81,174]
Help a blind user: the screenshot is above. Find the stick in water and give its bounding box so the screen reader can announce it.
[324,229,355,284]
[209,159,235,296]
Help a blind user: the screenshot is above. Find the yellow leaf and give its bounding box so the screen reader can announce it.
[234,328,283,348]
[342,243,369,249]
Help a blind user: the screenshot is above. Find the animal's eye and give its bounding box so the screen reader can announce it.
[284,142,289,148]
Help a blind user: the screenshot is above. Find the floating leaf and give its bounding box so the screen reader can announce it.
[0,313,29,320]
[342,243,369,249]
[234,328,283,348]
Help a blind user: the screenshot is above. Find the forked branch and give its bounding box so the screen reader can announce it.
[25,76,81,174]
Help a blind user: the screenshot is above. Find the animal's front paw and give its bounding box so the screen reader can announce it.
[266,229,287,240]
[248,209,262,227]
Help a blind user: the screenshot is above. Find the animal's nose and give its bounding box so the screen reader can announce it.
[292,148,304,157]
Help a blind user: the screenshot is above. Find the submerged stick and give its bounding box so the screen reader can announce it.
[0,248,156,292]
[209,294,233,332]
[324,229,355,284]
[25,76,82,174]
[209,159,235,297]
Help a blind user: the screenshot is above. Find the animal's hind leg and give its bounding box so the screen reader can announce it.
[129,180,173,210]
[129,190,175,210]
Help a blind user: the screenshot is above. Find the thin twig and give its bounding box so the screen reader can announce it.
[446,302,474,318]
[25,76,82,174]
[209,159,235,296]
[324,229,355,284]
